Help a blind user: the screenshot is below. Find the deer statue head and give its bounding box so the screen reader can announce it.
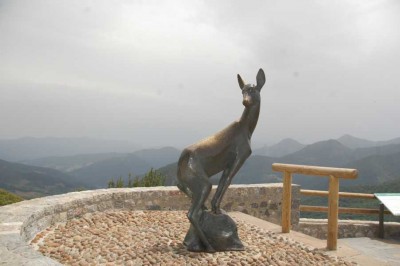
[237,68,266,107]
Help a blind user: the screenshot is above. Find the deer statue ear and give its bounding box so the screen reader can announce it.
[256,68,266,91]
[237,74,245,90]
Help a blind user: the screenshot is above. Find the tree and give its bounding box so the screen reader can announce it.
[108,178,115,188]
[116,176,124,188]
[136,168,166,187]
[106,169,166,188]
[127,173,133,187]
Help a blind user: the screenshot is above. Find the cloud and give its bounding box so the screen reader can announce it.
[0,0,399,147]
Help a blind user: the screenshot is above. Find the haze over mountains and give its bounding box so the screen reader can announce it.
[0,135,399,198]
[337,134,400,149]
[0,137,140,161]
[253,138,305,157]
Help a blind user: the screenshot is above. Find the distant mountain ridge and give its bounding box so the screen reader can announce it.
[0,137,140,161]
[22,153,128,172]
[337,134,400,149]
[253,138,305,157]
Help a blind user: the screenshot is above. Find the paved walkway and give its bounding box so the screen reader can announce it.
[231,212,400,266]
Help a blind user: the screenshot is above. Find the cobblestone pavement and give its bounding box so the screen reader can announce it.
[31,210,356,265]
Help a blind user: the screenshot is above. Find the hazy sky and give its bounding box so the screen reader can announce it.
[1,0,399,148]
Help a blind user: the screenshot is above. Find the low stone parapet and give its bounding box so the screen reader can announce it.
[299,218,400,239]
[0,184,299,265]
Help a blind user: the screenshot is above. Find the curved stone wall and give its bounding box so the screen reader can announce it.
[0,184,297,265]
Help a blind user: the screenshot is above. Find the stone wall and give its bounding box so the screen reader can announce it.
[299,218,400,239]
[1,183,400,264]
[0,183,300,265]
[15,184,299,242]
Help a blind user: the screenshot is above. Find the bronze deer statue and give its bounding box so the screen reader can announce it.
[177,68,266,252]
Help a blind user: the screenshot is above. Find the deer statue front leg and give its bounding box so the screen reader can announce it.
[211,153,249,214]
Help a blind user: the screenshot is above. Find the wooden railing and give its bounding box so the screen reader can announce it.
[272,163,358,250]
[300,189,390,239]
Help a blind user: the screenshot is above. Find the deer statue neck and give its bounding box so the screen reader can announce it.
[239,101,260,138]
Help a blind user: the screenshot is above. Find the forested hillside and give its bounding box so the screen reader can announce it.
[0,159,86,199]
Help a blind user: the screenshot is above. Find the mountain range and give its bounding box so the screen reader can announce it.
[0,137,140,161]
[1,134,399,198]
[253,138,305,157]
[158,136,400,189]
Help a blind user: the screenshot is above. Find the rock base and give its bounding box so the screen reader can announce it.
[183,211,244,252]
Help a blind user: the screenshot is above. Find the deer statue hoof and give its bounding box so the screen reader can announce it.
[183,211,244,253]
[212,207,226,215]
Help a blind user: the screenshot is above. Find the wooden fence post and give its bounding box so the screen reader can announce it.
[379,203,385,239]
[327,175,339,250]
[282,171,292,233]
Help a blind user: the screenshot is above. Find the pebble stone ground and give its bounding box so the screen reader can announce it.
[31,210,357,266]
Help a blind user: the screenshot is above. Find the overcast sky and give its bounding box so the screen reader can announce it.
[1,0,399,148]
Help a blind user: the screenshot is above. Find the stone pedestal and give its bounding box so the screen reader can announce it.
[183,211,244,252]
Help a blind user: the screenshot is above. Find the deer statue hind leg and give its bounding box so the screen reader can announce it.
[177,152,216,252]
[177,151,244,252]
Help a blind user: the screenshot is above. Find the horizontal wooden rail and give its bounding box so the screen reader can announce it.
[300,205,391,215]
[301,189,375,199]
[272,163,358,179]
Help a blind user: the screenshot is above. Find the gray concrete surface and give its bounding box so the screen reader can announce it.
[340,237,400,266]
[232,212,400,266]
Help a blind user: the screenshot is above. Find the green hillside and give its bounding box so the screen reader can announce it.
[69,147,180,188]
[0,188,24,206]
[342,152,400,187]
[0,159,87,199]
[71,154,151,188]
[157,162,178,186]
